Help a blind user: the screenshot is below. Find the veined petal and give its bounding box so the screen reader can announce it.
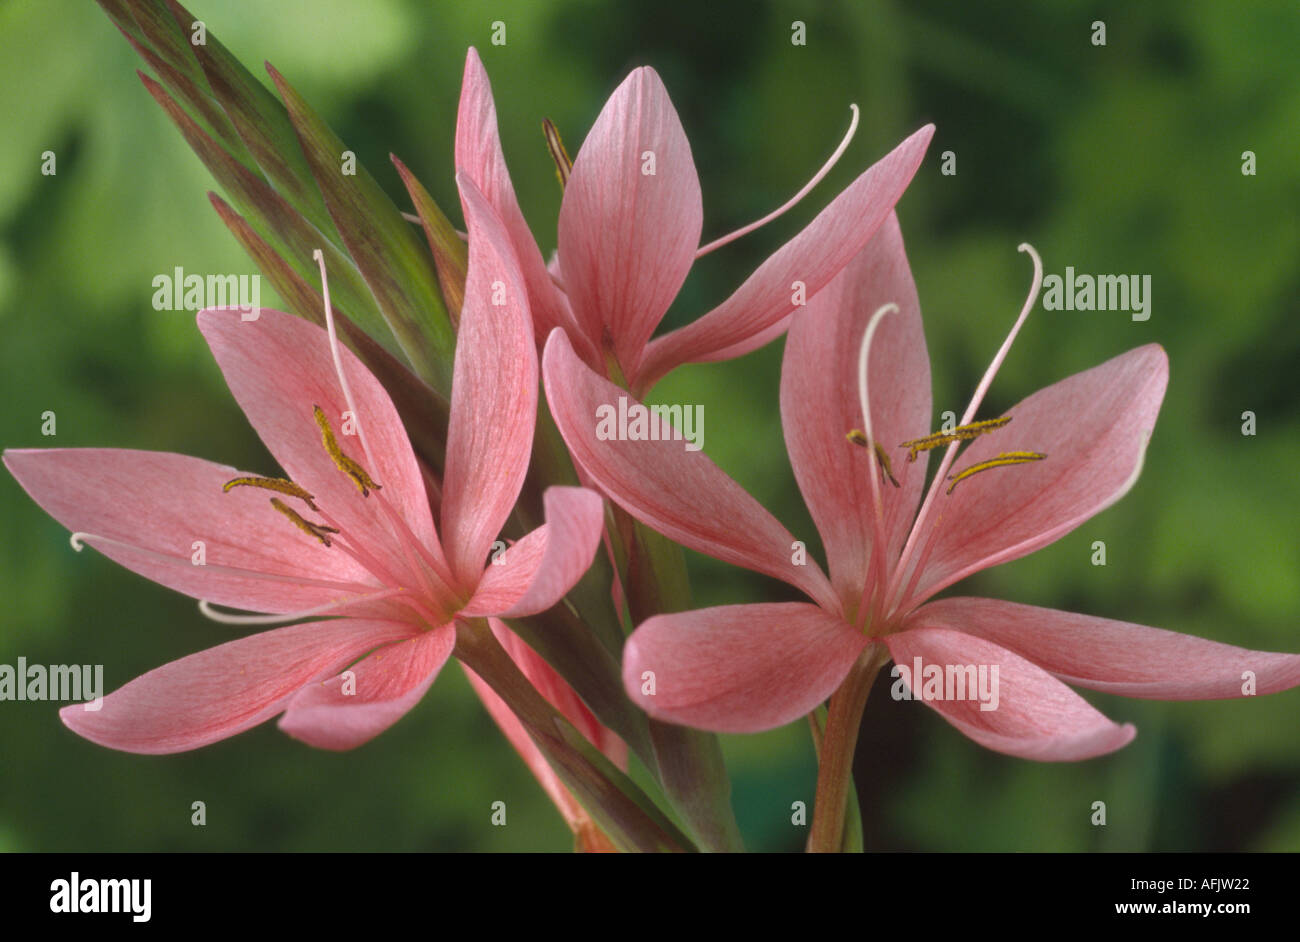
[277,623,455,750]
[198,306,437,557]
[623,602,866,733]
[4,448,375,613]
[441,175,538,590]
[918,597,1300,700]
[557,66,702,375]
[59,618,414,754]
[462,487,605,618]
[908,344,1169,605]
[884,625,1136,761]
[781,213,932,607]
[455,48,587,356]
[636,124,934,389]
[543,329,837,610]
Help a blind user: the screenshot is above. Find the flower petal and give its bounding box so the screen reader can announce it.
[780,213,932,607]
[908,344,1169,605]
[543,328,837,611]
[557,66,702,376]
[635,124,934,389]
[277,623,455,750]
[884,625,1136,761]
[440,175,538,589]
[623,602,866,733]
[58,618,414,754]
[4,448,376,613]
[462,487,605,617]
[455,48,590,359]
[198,306,437,559]
[917,597,1300,700]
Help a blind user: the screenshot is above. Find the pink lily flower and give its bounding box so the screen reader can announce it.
[542,212,1300,760]
[463,619,628,852]
[455,47,934,393]
[3,176,604,754]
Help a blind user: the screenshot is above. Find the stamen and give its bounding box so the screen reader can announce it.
[945,452,1046,494]
[311,250,383,482]
[696,104,860,259]
[847,429,899,488]
[311,249,452,601]
[270,497,340,547]
[543,118,572,188]
[852,303,899,630]
[899,416,1012,462]
[223,475,319,511]
[314,404,382,496]
[885,243,1045,614]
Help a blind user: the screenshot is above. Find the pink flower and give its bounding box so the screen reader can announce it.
[463,620,627,852]
[455,47,933,393]
[542,212,1300,761]
[4,177,603,754]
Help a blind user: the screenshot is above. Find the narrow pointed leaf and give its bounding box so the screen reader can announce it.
[114,20,253,165]
[122,0,206,88]
[138,73,394,354]
[392,155,468,324]
[269,63,457,395]
[165,0,337,238]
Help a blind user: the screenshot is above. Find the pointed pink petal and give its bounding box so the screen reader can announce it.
[623,602,865,733]
[455,48,591,359]
[635,124,934,389]
[543,329,837,611]
[440,176,538,590]
[780,213,932,606]
[883,625,1136,761]
[462,487,605,617]
[4,448,378,613]
[910,344,1169,604]
[58,618,414,754]
[917,597,1300,700]
[557,66,702,375]
[277,623,455,750]
[198,307,437,558]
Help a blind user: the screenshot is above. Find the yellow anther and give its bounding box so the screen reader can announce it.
[222,476,319,511]
[313,404,382,496]
[900,416,1012,462]
[543,118,573,189]
[945,451,1046,494]
[846,429,900,488]
[269,497,340,546]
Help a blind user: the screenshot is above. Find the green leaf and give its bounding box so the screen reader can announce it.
[455,619,693,853]
[164,0,337,238]
[392,155,467,324]
[137,73,396,358]
[268,63,457,396]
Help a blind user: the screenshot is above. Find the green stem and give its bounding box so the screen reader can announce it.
[618,509,744,852]
[807,643,888,853]
[454,618,693,853]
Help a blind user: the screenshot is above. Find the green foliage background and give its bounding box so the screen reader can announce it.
[1,0,1296,851]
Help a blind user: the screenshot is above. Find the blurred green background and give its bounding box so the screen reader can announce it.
[1,0,1297,852]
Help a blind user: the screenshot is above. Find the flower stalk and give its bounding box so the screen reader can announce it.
[807,643,890,853]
